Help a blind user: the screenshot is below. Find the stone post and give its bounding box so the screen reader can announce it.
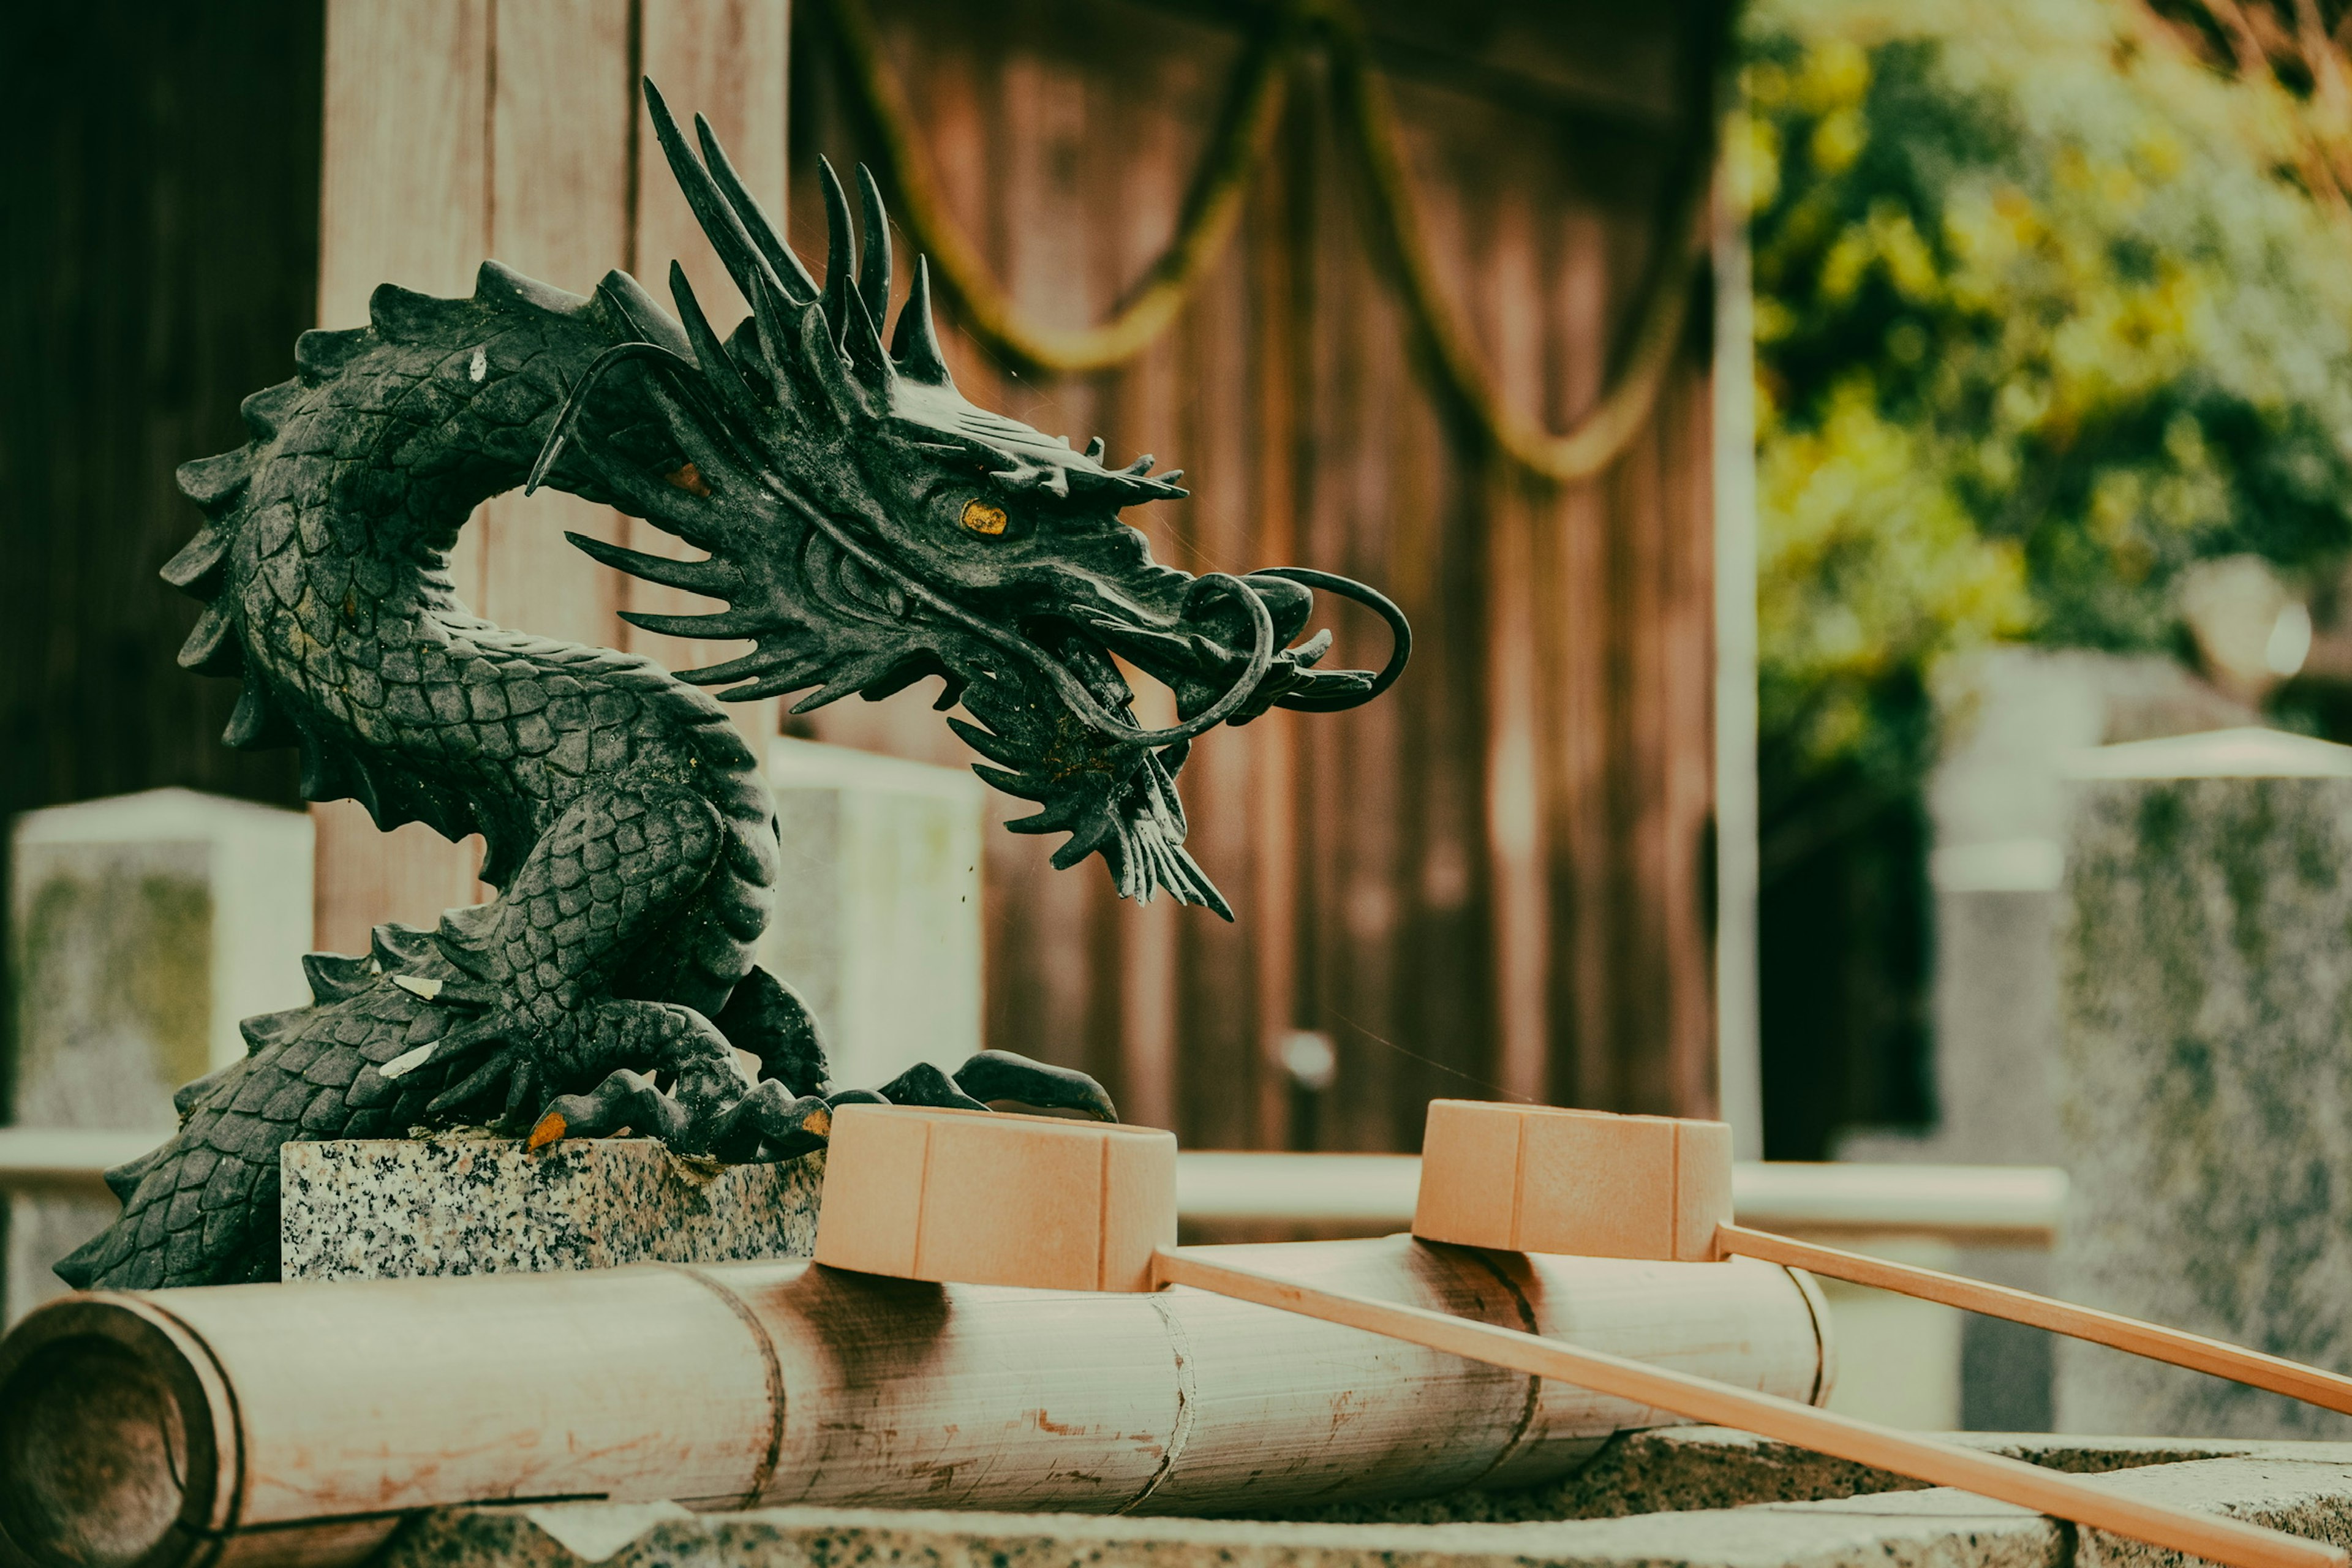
[2056,726,2352,1438]
[761,738,986,1095]
[1839,649,2253,1431]
[6,788,312,1322]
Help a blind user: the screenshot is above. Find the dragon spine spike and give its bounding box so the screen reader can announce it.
[693,111,821,304]
[223,679,288,750]
[302,952,377,1005]
[817,156,859,349]
[855,162,893,326]
[238,382,300,441]
[666,263,769,429]
[366,282,470,343]
[643,79,792,316]
[173,455,250,515]
[292,326,368,383]
[176,602,241,674]
[840,283,898,405]
[161,526,234,601]
[891,256,954,385]
[593,269,695,355]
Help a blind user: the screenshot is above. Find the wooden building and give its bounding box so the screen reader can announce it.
[1,0,1727,1150]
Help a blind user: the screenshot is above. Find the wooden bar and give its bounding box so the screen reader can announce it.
[478,0,635,656]
[1718,1222,2352,1419]
[1155,1246,2346,1568]
[311,0,494,952]
[306,0,785,956]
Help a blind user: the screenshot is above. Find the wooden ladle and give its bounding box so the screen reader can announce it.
[810,1101,2347,1568]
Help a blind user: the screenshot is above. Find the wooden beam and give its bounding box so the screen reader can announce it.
[628,0,790,750]
[312,0,493,953]
[309,0,787,955]
[480,0,635,654]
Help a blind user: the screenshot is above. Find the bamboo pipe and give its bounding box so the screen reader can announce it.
[0,1237,1828,1568]
[1716,1223,2352,1416]
[1155,1248,2348,1568]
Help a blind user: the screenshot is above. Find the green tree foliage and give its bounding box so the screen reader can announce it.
[1744,0,2352,1150]
[1749,0,2352,826]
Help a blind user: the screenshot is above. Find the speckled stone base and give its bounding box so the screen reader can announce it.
[281,1134,823,1280]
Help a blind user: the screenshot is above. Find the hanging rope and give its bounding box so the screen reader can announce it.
[820,0,1303,375]
[813,0,1714,484]
[1321,11,1711,484]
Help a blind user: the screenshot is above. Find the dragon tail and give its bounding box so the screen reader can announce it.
[55,933,475,1291]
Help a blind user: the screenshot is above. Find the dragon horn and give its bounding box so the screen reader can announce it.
[817,157,858,349]
[790,285,865,427]
[693,113,820,304]
[641,79,790,315]
[855,163,892,327]
[840,284,898,409]
[891,257,954,386]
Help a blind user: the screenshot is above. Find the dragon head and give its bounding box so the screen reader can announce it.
[533,81,1407,918]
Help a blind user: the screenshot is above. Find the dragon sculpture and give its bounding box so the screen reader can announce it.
[58,83,1406,1292]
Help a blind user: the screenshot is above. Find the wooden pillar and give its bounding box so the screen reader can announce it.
[311,0,787,954]
[1482,191,1551,1107]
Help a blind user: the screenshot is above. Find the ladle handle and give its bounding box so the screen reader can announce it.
[1716,1223,2352,1417]
[1152,1246,2345,1568]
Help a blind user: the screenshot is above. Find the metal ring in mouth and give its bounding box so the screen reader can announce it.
[1250,566,1411,712]
[1082,572,1276,748]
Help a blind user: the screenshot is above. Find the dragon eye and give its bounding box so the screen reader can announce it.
[960,499,1008,537]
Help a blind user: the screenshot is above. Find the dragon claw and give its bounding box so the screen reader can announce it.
[383,1010,519,1087]
[533,1069,832,1163]
[425,1041,535,1121]
[873,1061,989,1112]
[526,1109,568,1152]
[951,1049,1120,1121]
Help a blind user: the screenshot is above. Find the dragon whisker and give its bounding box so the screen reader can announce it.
[1254,565,1412,711]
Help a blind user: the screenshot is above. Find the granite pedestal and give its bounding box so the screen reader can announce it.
[281,1135,823,1280]
[2057,727,2352,1438]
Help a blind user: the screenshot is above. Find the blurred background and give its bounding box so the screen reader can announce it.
[14,0,2352,1433]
